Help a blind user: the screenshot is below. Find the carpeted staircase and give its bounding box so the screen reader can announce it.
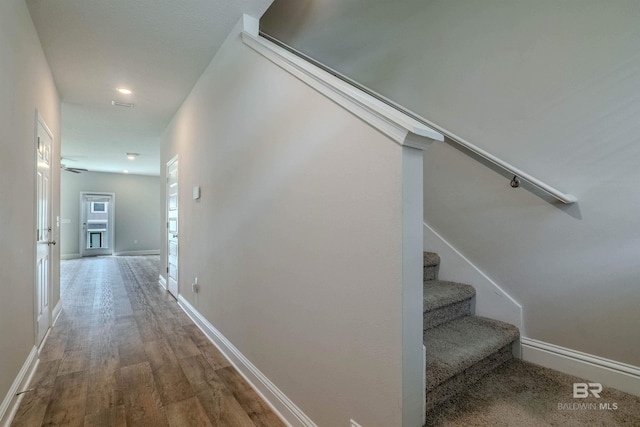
[423,252,519,415]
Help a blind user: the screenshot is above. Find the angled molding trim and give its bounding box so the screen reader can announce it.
[423,222,522,331]
[241,31,443,150]
[522,337,640,397]
[178,295,317,427]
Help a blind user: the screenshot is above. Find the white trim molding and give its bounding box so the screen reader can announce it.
[114,250,160,256]
[423,222,523,331]
[250,25,575,204]
[79,192,115,258]
[158,275,167,290]
[60,253,80,260]
[241,28,443,150]
[522,337,640,397]
[422,344,426,426]
[178,295,317,427]
[0,346,39,427]
[51,300,62,325]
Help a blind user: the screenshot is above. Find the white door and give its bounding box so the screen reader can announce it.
[35,116,54,345]
[167,157,179,298]
[80,193,114,257]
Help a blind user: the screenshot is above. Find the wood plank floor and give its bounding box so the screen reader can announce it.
[12,256,285,427]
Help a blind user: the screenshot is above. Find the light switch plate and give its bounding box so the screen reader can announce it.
[193,185,200,200]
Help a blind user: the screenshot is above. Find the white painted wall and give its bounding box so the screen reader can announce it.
[262,0,640,368]
[61,171,161,257]
[160,19,421,427]
[0,0,60,411]
[422,223,522,331]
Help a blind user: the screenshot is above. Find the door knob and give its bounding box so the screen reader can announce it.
[172,233,178,238]
[48,240,56,246]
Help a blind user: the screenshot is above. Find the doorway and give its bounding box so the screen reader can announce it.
[80,192,115,257]
[166,156,179,298]
[35,112,54,345]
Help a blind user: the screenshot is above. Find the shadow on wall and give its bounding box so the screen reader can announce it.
[443,137,582,220]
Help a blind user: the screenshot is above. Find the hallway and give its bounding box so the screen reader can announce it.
[11,256,284,426]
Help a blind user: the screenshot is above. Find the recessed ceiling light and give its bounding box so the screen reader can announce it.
[123,170,129,174]
[117,88,132,95]
[126,152,139,160]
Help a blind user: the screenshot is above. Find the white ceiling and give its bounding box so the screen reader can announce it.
[26,0,273,176]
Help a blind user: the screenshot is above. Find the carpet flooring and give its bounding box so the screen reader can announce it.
[426,359,640,426]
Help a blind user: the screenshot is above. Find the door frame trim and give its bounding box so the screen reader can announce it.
[166,154,179,297]
[79,192,115,257]
[33,110,54,346]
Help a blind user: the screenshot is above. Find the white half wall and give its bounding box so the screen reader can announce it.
[60,171,161,256]
[160,16,427,427]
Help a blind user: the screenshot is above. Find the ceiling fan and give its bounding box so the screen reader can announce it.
[61,164,88,173]
[60,157,89,173]
[61,158,88,173]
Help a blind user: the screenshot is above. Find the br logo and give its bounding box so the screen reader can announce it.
[573,383,602,398]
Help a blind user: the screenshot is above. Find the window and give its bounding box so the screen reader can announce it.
[91,202,107,213]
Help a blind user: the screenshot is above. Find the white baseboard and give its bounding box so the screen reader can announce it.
[423,222,523,331]
[522,337,640,397]
[114,250,160,256]
[422,344,426,427]
[51,300,62,325]
[0,346,39,427]
[60,253,80,260]
[178,295,316,427]
[158,275,167,290]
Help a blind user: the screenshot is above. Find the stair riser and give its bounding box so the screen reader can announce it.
[425,343,514,412]
[424,300,471,331]
[424,265,438,282]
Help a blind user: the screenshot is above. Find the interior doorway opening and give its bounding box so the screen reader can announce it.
[80,192,115,257]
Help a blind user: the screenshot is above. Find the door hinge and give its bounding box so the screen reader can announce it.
[166,267,169,273]
[166,221,169,228]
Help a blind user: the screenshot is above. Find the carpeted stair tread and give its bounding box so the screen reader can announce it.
[423,252,441,281]
[424,316,519,391]
[423,252,440,267]
[423,280,475,312]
